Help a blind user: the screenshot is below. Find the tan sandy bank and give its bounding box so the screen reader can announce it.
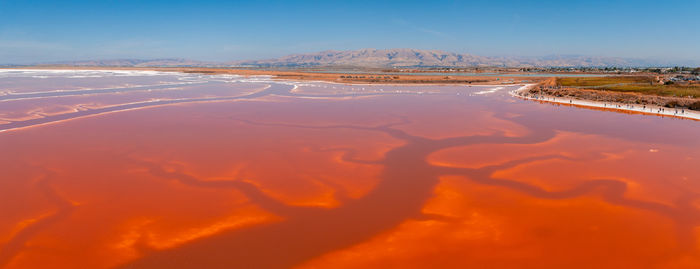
[511,85,700,121]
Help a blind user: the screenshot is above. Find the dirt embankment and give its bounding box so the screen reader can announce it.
[4,66,546,85]
[178,67,545,85]
[527,85,700,111]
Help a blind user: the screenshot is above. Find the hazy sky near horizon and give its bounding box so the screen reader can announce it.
[1,0,698,64]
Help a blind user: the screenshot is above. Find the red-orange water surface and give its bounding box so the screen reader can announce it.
[1,70,700,268]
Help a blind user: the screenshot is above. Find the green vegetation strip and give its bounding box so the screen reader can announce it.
[600,85,700,98]
[558,76,652,87]
[558,76,700,98]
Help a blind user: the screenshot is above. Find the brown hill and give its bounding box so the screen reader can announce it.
[235,48,647,68]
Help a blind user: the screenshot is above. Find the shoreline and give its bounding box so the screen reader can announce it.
[0,66,543,85]
[510,86,700,121]
[4,67,699,121]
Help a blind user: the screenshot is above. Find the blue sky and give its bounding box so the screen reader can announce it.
[0,0,698,64]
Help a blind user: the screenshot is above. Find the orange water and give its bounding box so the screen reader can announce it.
[1,71,699,268]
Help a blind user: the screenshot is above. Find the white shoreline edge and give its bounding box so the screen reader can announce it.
[510,84,700,121]
[3,69,699,123]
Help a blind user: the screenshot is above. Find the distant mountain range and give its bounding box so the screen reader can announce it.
[29,49,699,68]
[236,49,696,68]
[39,58,215,67]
